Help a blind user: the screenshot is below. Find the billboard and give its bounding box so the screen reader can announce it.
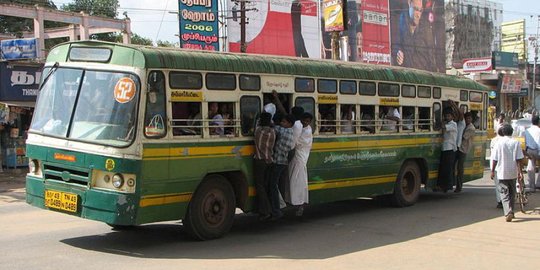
[0,38,38,60]
[389,0,445,72]
[0,62,41,102]
[227,0,320,58]
[501,20,526,62]
[361,0,390,64]
[178,0,220,51]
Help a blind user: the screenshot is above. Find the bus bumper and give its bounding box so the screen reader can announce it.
[26,175,138,225]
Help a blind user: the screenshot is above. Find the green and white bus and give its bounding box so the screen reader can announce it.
[26,41,488,240]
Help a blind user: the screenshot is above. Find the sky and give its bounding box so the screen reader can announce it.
[49,0,540,52]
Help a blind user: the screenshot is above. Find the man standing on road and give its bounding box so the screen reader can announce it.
[491,124,524,222]
[523,115,540,192]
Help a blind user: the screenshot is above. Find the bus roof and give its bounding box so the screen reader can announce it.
[49,41,489,91]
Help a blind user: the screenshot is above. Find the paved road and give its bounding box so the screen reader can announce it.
[1,170,540,270]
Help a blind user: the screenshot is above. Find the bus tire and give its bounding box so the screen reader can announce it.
[183,175,236,240]
[391,161,421,207]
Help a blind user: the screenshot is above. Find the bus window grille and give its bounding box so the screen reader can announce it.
[43,164,90,186]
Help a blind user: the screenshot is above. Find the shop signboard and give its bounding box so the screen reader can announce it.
[462,57,493,73]
[499,74,523,94]
[0,38,38,60]
[0,62,41,102]
[178,0,219,51]
[492,51,519,70]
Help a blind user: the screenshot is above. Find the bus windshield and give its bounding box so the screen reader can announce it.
[30,67,140,147]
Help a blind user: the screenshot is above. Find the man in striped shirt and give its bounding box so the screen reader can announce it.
[253,112,275,221]
[269,114,296,220]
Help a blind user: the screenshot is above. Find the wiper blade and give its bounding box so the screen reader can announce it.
[38,62,59,91]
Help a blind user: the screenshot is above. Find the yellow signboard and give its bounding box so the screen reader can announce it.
[470,103,482,110]
[323,0,344,32]
[171,90,203,102]
[318,94,338,104]
[379,97,399,106]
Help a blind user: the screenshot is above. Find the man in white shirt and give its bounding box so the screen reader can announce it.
[523,115,540,192]
[435,108,457,192]
[381,106,401,132]
[491,124,524,222]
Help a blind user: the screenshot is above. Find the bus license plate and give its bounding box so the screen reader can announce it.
[45,190,78,213]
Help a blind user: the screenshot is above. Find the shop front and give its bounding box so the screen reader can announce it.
[0,62,41,169]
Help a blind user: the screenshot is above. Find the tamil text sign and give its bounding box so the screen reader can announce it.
[179,0,219,51]
[0,62,42,101]
[0,38,38,60]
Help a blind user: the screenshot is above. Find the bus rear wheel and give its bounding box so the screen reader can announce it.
[391,161,421,207]
[183,175,236,240]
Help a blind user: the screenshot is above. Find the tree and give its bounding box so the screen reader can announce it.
[157,40,178,48]
[0,0,57,37]
[130,34,153,46]
[61,0,119,18]
[61,0,119,41]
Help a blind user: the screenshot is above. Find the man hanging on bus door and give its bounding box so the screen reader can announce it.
[253,112,276,221]
[269,114,296,220]
[435,107,457,192]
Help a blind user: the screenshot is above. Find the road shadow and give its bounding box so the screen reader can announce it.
[60,185,518,259]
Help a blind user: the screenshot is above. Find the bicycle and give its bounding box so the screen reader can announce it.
[516,176,528,214]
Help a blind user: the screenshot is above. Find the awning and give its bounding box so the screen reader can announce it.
[1,101,35,108]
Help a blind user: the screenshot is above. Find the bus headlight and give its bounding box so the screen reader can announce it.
[112,174,124,188]
[91,170,136,193]
[28,159,42,177]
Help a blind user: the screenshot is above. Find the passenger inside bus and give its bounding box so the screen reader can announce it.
[172,102,201,136]
[402,106,415,131]
[208,102,225,135]
[319,104,336,133]
[380,106,401,132]
[360,105,375,133]
[341,104,355,133]
[418,107,431,131]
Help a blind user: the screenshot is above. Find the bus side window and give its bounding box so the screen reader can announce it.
[433,103,442,131]
[418,107,431,131]
[340,104,356,134]
[360,105,375,133]
[171,102,201,136]
[402,106,415,131]
[144,71,167,138]
[208,102,236,136]
[295,97,316,130]
[240,96,261,136]
[471,110,481,129]
[319,104,336,133]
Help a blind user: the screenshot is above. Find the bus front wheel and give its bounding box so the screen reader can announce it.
[183,175,236,240]
[391,161,421,207]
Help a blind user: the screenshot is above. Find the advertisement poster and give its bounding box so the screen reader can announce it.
[178,0,220,51]
[361,0,390,64]
[0,62,41,102]
[323,0,345,32]
[500,75,523,94]
[227,0,320,58]
[389,0,445,73]
[0,38,37,60]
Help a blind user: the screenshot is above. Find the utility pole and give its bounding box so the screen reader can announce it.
[240,0,246,52]
[532,15,540,109]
